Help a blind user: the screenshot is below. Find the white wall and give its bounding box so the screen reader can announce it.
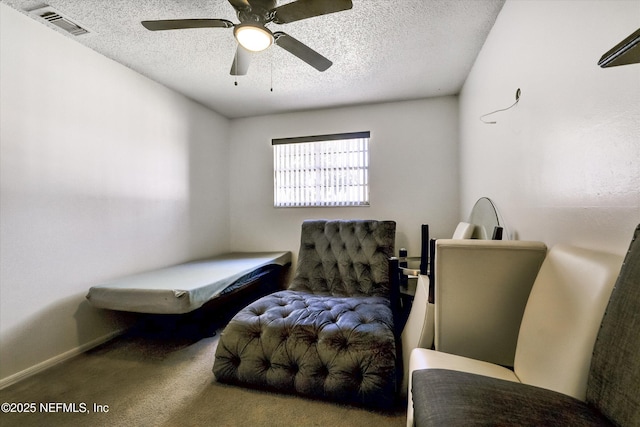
[7,0,637,386]
[228,98,460,260]
[0,4,230,383]
[460,0,640,255]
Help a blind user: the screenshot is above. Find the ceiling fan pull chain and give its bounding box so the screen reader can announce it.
[270,51,274,92]
[234,48,239,86]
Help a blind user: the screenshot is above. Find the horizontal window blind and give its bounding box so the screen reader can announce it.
[273,132,370,208]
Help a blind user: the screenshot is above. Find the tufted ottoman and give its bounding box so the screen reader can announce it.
[213,220,398,408]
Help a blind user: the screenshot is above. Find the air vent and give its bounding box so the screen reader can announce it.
[29,5,89,36]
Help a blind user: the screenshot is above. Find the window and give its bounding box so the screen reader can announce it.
[272,131,370,208]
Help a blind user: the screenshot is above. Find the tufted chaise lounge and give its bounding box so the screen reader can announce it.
[213,220,398,408]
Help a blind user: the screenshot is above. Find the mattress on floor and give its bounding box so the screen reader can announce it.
[86,251,292,314]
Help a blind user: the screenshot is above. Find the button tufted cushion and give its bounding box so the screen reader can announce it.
[289,220,396,297]
[213,220,398,408]
[213,290,397,408]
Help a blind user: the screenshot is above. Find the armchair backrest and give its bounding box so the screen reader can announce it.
[288,220,396,298]
[451,222,474,239]
[514,244,623,400]
[433,239,547,367]
[586,224,640,426]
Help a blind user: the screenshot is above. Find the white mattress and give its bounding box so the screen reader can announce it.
[86,251,291,314]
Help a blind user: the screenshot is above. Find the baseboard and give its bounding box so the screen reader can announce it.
[0,327,127,390]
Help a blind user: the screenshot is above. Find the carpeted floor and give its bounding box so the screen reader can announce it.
[0,315,407,427]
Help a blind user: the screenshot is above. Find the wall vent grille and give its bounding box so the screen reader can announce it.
[29,5,89,36]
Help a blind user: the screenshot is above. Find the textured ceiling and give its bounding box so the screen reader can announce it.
[3,0,505,118]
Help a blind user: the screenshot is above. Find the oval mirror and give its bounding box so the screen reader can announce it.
[468,197,508,240]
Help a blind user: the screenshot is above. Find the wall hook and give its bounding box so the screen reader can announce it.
[480,88,521,124]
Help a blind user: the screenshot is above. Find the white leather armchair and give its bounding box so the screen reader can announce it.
[406,244,623,427]
[400,239,546,396]
[451,221,474,239]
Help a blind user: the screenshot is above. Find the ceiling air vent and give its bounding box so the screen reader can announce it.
[29,5,89,36]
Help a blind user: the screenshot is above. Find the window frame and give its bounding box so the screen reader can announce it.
[272,131,371,208]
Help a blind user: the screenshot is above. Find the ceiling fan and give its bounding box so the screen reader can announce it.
[141,0,353,76]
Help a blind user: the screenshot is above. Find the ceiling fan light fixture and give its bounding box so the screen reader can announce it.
[234,23,273,52]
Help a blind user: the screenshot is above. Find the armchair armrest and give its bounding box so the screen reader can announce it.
[400,274,434,395]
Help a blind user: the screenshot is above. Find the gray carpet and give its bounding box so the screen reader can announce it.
[0,319,406,426]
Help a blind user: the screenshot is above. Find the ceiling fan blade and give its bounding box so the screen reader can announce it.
[141,19,233,31]
[274,32,332,71]
[227,0,251,11]
[230,45,252,76]
[272,0,353,24]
